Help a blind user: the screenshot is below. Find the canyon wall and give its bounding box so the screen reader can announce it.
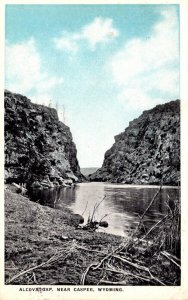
[89,100,180,186]
[5,90,84,187]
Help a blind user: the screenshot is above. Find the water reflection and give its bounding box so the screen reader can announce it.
[29,182,180,237]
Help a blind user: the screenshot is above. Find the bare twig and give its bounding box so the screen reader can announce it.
[162,251,180,262]
[80,244,119,285]
[133,186,162,235]
[164,195,173,215]
[80,262,97,285]
[161,251,181,269]
[113,254,149,273]
[6,257,55,284]
[81,201,88,216]
[99,279,127,285]
[113,254,166,286]
[105,263,151,283]
[99,213,111,223]
[33,272,38,284]
[76,245,107,255]
[92,250,117,271]
[141,214,168,239]
[90,196,106,223]
[90,203,97,223]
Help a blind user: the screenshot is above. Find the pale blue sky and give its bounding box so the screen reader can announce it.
[5,5,180,167]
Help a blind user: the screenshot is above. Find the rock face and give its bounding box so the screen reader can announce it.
[5,90,84,187]
[89,100,180,186]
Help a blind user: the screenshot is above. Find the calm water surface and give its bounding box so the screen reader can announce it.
[30,182,180,237]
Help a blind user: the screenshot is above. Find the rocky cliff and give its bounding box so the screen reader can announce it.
[5,90,84,187]
[89,100,180,185]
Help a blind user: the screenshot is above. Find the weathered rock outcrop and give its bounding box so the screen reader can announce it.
[89,100,180,185]
[5,90,84,187]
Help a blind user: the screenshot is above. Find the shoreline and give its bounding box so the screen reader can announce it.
[5,185,180,285]
[78,182,180,189]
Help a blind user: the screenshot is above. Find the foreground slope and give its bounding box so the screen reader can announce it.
[5,186,180,285]
[90,100,180,185]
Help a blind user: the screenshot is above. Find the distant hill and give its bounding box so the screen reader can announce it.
[81,168,99,177]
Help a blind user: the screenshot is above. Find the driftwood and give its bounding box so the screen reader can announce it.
[12,182,27,195]
[80,239,166,285]
[80,246,166,285]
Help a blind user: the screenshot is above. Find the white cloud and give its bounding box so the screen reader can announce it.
[109,8,179,110]
[53,32,79,54]
[81,17,119,49]
[53,17,119,53]
[5,38,63,104]
[6,38,41,93]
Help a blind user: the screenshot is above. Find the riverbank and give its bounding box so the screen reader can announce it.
[5,185,123,285]
[5,185,180,285]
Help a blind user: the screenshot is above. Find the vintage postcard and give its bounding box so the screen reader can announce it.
[1,1,188,300]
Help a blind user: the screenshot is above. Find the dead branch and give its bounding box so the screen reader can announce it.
[164,195,173,215]
[99,213,111,223]
[33,272,38,284]
[113,254,166,286]
[90,203,97,223]
[105,263,151,283]
[81,201,88,216]
[161,251,181,269]
[141,214,168,239]
[80,262,98,285]
[6,256,55,284]
[113,254,149,273]
[162,251,180,262]
[90,196,106,222]
[133,185,162,235]
[80,245,118,285]
[92,251,116,271]
[99,279,127,285]
[76,245,107,255]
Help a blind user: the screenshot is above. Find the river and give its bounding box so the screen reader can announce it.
[29,182,180,237]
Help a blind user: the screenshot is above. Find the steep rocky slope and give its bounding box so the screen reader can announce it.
[5,90,83,187]
[89,100,180,185]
